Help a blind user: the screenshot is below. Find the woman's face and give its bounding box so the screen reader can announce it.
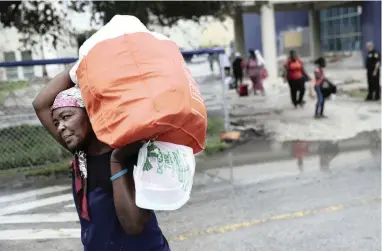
[52,107,92,151]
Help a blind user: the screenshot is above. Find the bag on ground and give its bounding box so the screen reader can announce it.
[69,15,207,154]
[134,141,195,210]
[238,83,249,96]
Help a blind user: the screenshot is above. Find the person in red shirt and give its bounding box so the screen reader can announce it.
[284,50,310,108]
[314,57,326,118]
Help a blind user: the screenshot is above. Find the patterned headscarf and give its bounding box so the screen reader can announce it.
[52,86,90,221]
[52,86,85,111]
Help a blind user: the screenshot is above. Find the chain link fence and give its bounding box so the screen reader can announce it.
[0,72,71,174]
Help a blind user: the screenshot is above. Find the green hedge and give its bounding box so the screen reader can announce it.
[0,125,71,170]
[204,117,228,155]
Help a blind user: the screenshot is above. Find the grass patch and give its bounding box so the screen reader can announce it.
[346,89,367,98]
[0,81,29,104]
[204,136,228,155]
[204,117,229,155]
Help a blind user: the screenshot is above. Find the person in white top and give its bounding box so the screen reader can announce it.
[221,53,231,73]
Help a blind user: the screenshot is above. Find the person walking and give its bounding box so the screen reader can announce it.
[313,57,327,119]
[32,68,171,251]
[284,50,310,108]
[247,49,265,96]
[365,41,380,101]
[232,52,243,89]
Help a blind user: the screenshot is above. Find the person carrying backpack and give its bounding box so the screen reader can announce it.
[232,52,243,89]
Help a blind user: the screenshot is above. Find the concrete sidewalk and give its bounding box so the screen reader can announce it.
[225,69,380,142]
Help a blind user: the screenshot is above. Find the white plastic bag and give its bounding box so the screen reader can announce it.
[133,141,195,211]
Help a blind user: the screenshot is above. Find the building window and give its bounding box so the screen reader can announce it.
[3,51,18,81]
[319,6,362,52]
[21,50,34,80]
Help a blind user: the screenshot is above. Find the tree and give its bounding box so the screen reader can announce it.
[1,1,71,76]
[86,1,238,27]
[76,29,97,50]
[0,1,238,48]
[0,1,66,48]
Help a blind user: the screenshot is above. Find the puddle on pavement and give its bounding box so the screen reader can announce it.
[368,109,380,114]
[358,114,370,120]
[197,130,381,188]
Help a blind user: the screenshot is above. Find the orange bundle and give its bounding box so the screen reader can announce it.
[70,15,207,153]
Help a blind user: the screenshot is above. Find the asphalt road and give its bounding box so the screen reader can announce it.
[0,138,380,251]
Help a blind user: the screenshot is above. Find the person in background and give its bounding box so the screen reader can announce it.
[32,68,171,251]
[208,53,214,73]
[232,52,243,89]
[313,57,327,119]
[247,49,265,96]
[224,67,235,90]
[365,41,380,101]
[284,50,310,108]
[221,53,231,75]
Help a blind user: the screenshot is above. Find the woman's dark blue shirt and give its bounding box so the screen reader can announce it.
[71,151,170,251]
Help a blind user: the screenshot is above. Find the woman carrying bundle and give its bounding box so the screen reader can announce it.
[33,68,171,251]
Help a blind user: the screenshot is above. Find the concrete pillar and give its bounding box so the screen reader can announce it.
[309,9,321,59]
[260,3,278,80]
[233,7,245,56]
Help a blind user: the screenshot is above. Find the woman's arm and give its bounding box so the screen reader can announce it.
[32,67,75,148]
[110,142,152,235]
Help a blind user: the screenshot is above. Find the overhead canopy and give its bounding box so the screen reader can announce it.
[181,48,226,56]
